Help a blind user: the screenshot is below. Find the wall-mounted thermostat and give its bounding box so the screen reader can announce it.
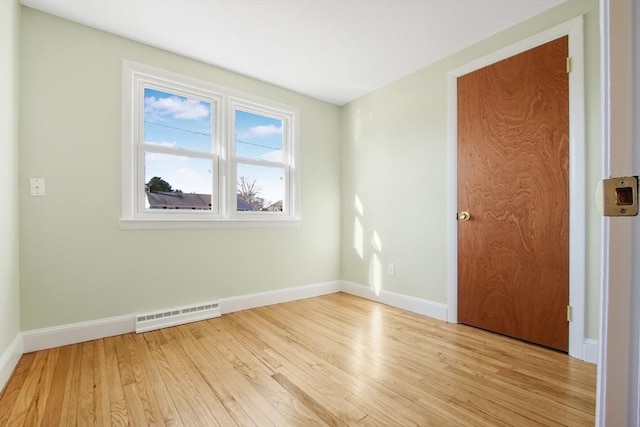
[596,176,638,217]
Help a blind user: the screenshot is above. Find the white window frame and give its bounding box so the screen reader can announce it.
[229,98,296,219]
[120,60,300,229]
[136,80,222,218]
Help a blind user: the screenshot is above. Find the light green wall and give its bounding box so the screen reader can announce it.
[340,0,602,339]
[18,1,602,340]
[0,0,21,356]
[19,8,342,330]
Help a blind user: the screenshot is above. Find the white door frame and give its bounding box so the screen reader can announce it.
[596,0,639,425]
[446,16,586,360]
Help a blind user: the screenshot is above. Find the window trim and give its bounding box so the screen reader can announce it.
[121,60,301,229]
[229,98,296,219]
[137,82,222,218]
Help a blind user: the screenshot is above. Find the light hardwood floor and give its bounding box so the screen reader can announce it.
[0,293,596,426]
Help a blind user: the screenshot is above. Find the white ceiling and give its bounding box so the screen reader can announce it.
[20,0,566,105]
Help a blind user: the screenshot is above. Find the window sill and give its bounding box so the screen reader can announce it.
[119,217,301,230]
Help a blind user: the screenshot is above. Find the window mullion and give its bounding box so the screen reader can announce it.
[234,157,286,169]
[140,144,215,160]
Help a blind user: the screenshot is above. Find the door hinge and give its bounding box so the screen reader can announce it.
[566,57,572,73]
[567,305,572,322]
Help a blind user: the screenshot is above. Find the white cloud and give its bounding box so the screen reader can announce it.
[249,124,282,137]
[256,175,284,205]
[260,149,283,162]
[145,152,188,170]
[238,124,283,140]
[145,153,212,194]
[145,140,178,148]
[145,95,210,120]
[175,167,211,192]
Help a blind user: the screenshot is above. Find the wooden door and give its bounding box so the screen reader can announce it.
[457,37,569,352]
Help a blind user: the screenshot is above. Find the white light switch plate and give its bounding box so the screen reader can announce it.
[30,178,45,196]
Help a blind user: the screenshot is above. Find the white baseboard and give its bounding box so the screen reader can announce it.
[340,281,448,321]
[13,281,598,368]
[22,314,135,354]
[220,281,342,314]
[19,281,342,354]
[583,338,599,364]
[0,334,23,393]
[340,281,599,364]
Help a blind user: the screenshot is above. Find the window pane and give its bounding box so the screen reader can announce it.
[144,88,212,153]
[145,152,213,210]
[236,164,285,212]
[235,110,283,162]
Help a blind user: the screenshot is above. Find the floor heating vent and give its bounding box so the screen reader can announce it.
[135,301,221,333]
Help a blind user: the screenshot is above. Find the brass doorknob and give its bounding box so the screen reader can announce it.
[457,211,471,221]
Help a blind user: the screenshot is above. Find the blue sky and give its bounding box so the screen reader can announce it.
[143,88,284,206]
[235,109,283,162]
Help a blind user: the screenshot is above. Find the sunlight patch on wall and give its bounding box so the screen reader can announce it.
[353,217,364,259]
[353,194,365,259]
[371,230,382,252]
[369,228,385,295]
[369,252,382,296]
[354,194,364,216]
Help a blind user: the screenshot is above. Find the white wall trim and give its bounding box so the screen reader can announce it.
[0,334,23,393]
[220,281,341,314]
[340,281,448,322]
[447,16,587,359]
[17,280,439,355]
[584,339,600,365]
[120,60,301,229]
[11,281,596,375]
[596,0,638,425]
[15,282,333,355]
[21,315,135,354]
[20,281,340,354]
[18,281,341,354]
